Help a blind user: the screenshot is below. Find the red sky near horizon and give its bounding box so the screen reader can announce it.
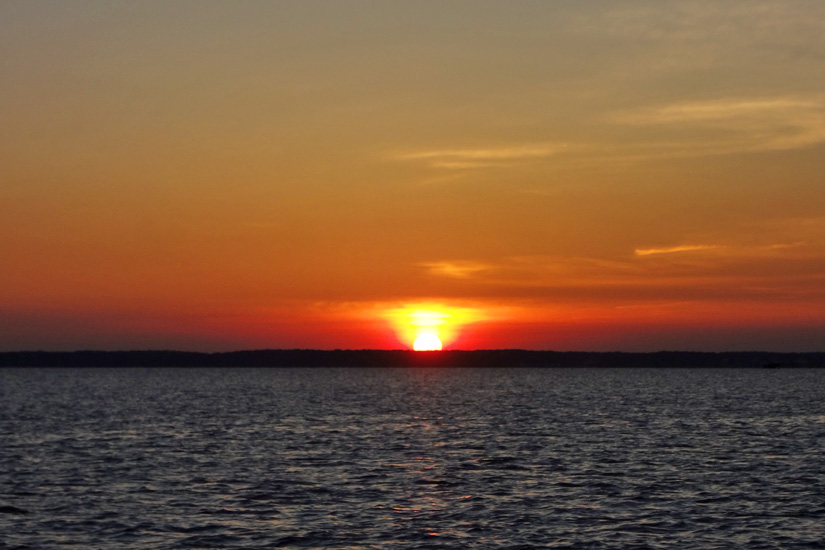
[3,2,825,352]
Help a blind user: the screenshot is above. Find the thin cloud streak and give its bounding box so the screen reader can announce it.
[635,245,722,256]
[623,98,819,124]
[410,233,825,305]
[395,96,825,174]
[614,95,825,155]
[394,143,569,168]
[419,261,492,279]
[428,161,507,170]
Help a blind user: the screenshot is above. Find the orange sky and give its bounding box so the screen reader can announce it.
[2,1,825,351]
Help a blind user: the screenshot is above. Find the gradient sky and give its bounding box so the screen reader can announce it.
[3,1,825,351]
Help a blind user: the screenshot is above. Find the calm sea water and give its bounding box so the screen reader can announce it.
[1,367,824,549]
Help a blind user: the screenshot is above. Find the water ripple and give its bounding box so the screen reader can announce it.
[2,367,825,548]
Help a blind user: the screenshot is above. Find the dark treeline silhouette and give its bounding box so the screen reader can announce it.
[1,349,823,368]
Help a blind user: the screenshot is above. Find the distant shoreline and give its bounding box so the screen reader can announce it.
[1,349,823,368]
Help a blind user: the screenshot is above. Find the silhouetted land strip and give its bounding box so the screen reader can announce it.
[1,350,823,368]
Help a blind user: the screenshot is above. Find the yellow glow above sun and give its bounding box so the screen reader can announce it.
[382,304,486,350]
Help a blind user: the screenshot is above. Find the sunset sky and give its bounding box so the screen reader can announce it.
[3,1,825,351]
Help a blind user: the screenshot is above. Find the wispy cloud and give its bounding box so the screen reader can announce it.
[614,96,825,155]
[591,2,825,72]
[394,143,568,169]
[635,244,722,256]
[419,261,491,279]
[406,236,825,308]
[394,96,825,171]
[428,161,507,170]
[622,98,816,124]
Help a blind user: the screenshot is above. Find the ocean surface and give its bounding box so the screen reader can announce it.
[1,366,824,549]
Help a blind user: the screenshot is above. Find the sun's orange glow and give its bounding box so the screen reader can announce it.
[413,333,442,351]
[4,5,825,353]
[382,304,487,349]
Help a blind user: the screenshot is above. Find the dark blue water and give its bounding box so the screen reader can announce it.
[2,367,824,548]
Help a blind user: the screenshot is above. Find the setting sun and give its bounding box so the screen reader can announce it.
[381,304,488,350]
[413,333,442,351]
